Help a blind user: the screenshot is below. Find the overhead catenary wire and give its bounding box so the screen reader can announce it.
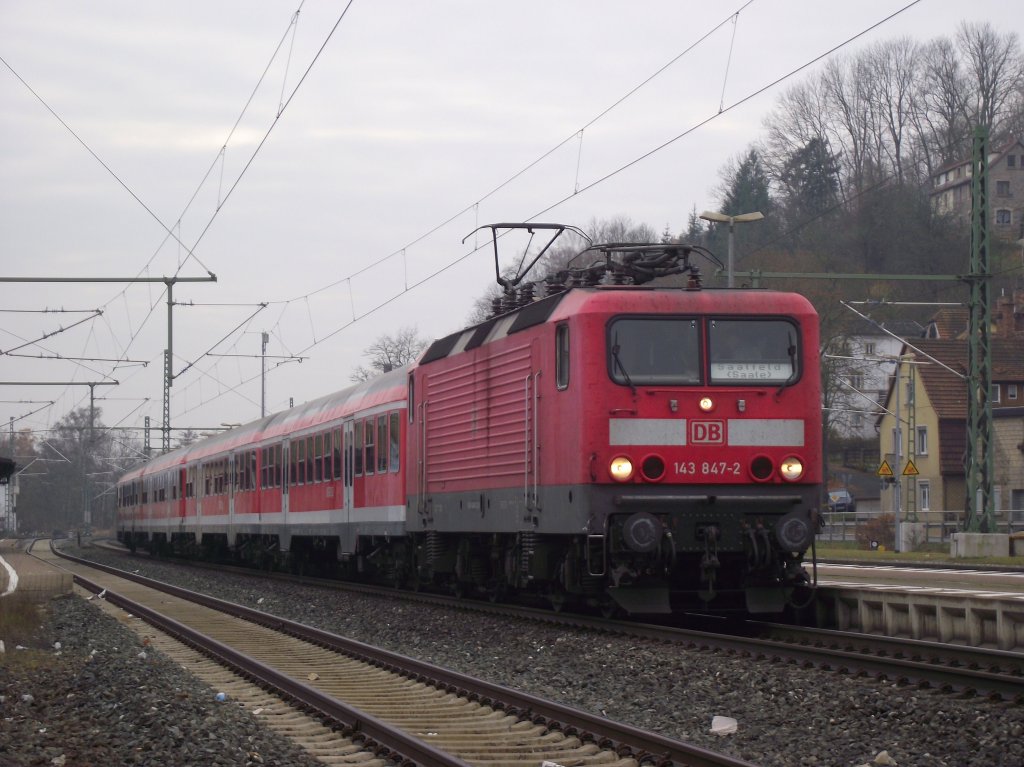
[173,0,932,418]
[6,0,755,432]
[6,0,934,440]
[2,1,338,435]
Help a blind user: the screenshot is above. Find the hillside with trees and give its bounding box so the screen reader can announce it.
[686,21,1022,305]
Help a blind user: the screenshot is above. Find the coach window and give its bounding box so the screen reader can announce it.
[323,431,333,481]
[608,317,700,385]
[389,411,400,471]
[274,443,283,487]
[301,439,310,484]
[333,428,343,479]
[708,319,798,385]
[364,419,376,475]
[306,436,315,483]
[354,422,364,476]
[289,440,298,485]
[408,374,415,423]
[314,434,324,483]
[377,415,388,473]
[555,324,570,389]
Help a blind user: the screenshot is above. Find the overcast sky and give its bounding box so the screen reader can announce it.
[1,0,1017,447]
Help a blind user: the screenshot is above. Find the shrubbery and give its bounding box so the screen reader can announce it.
[856,513,895,550]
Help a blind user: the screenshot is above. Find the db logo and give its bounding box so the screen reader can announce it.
[690,420,724,445]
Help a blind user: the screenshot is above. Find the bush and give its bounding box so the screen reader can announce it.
[856,513,895,550]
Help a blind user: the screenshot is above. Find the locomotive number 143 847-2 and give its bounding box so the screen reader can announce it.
[673,460,742,476]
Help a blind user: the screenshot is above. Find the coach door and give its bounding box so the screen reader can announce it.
[342,419,355,520]
[281,441,290,518]
[227,452,236,524]
[524,338,542,513]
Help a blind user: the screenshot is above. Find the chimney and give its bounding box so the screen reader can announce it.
[996,289,1024,338]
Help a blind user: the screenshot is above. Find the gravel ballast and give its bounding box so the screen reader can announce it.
[0,589,327,767]
[9,544,1024,767]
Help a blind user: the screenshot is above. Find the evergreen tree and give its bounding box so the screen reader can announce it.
[708,148,775,271]
[779,137,841,224]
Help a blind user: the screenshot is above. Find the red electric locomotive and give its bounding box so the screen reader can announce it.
[405,224,820,614]
[118,223,821,615]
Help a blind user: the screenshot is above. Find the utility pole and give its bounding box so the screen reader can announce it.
[262,331,269,417]
[0,274,216,454]
[0,381,117,531]
[206,335,303,420]
[966,125,994,532]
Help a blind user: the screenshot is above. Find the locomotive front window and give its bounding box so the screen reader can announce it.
[708,319,798,384]
[607,318,700,386]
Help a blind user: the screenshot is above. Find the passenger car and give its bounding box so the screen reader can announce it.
[827,489,856,513]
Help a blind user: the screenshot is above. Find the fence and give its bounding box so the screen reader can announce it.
[819,510,1024,546]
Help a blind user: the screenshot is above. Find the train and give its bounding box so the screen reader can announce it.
[117,223,822,615]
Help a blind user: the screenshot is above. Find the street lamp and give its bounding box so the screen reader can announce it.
[699,210,764,288]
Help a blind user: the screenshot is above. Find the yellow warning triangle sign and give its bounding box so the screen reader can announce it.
[902,459,919,476]
[877,460,894,477]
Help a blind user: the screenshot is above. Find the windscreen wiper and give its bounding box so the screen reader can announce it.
[611,336,637,395]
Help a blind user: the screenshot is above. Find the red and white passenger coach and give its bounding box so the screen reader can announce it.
[119,224,822,614]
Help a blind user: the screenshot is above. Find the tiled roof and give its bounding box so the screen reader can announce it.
[902,337,1024,476]
[925,308,968,340]
[908,339,969,418]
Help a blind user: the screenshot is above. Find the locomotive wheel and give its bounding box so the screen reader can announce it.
[599,597,622,620]
[486,580,507,603]
[547,587,568,613]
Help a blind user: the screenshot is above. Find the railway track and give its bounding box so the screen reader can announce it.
[40,542,757,767]
[84,540,1024,703]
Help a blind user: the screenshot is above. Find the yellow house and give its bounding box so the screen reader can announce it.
[877,331,1024,539]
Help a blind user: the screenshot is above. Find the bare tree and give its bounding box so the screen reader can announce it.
[914,37,972,171]
[868,38,920,184]
[957,22,1024,131]
[349,326,428,383]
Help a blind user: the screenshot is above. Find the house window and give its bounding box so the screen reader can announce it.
[849,374,864,389]
[919,481,931,512]
[992,384,1001,404]
[864,342,876,356]
[1010,384,1019,401]
[916,426,928,455]
[997,180,1011,196]
[892,427,902,454]
[996,209,1012,226]
[1009,154,1017,168]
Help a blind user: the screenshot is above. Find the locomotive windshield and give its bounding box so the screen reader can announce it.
[608,318,700,385]
[708,319,798,384]
[606,317,799,386]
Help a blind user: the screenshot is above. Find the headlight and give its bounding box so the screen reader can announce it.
[698,396,715,412]
[779,456,804,481]
[609,456,634,482]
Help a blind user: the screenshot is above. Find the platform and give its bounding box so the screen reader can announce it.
[0,543,73,602]
[816,582,1024,652]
